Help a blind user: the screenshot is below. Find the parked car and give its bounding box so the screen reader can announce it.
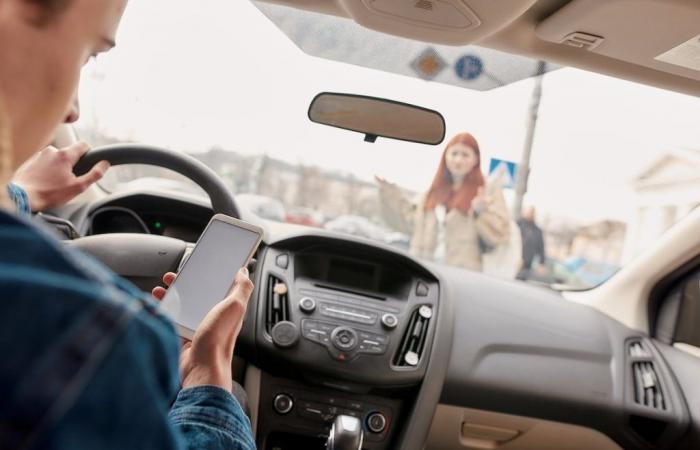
[235,194,286,222]
[285,207,324,227]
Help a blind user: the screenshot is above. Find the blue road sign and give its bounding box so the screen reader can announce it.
[488,158,518,189]
[455,55,483,81]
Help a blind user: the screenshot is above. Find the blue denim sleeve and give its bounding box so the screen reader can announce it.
[169,385,257,450]
[0,211,256,450]
[6,182,31,215]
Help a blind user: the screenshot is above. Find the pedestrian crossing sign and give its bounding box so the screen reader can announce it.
[488,158,518,189]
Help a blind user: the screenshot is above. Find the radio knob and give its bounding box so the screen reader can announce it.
[299,297,316,313]
[381,313,398,329]
[271,321,299,348]
[331,327,358,351]
[366,412,387,433]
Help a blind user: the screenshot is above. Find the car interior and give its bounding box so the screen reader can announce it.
[38,0,700,449]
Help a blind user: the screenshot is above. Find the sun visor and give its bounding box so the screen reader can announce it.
[536,0,700,82]
[337,0,537,46]
[253,1,560,91]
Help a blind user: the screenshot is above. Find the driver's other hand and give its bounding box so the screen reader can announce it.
[11,142,110,212]
[180,268,254,391]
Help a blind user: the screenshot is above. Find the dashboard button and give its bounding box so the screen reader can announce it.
[347,401,363,411]
[299,297,316,313]
[416,282,429,297]
[366,412,387,433]
[275,253,289,269]
[273,394,294,415]
[299,404,325,421]
[362,342,385,354]
[381,313,398,329]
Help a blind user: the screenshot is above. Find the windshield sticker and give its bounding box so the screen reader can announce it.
[410,47,447,80]
[455,54,483,81]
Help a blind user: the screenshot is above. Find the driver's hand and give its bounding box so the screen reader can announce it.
[12,142,110,212]
[152,269,254,391]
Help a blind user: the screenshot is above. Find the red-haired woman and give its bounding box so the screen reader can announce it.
[378,132,511,271]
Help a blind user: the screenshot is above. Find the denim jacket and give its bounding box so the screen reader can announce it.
[0,208,256,450]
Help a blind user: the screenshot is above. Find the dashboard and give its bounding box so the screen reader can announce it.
[84,192,211,242]
[242,238,440,449]
[61,191,697,450]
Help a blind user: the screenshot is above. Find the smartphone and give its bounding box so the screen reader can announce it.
[160,214,263,339]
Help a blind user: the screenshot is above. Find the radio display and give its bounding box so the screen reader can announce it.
[295,252,412,299]
[327,258,377,290]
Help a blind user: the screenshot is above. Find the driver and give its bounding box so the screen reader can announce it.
[0,1,256,449]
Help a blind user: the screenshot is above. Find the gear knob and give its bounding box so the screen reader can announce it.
[326,415,363,450]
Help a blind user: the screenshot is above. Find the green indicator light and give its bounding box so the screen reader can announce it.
[154,222,162,229]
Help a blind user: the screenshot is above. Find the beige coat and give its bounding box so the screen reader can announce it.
[379,180,510,271]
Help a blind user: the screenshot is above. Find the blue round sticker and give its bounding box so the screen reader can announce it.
[455,55,483,81]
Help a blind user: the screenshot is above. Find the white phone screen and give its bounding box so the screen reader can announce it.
[160,219,260,333]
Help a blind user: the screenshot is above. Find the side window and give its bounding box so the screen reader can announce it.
[656,271,700,351]
[674,276,700,347]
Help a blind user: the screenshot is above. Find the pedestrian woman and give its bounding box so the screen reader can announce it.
[377,132,512,272]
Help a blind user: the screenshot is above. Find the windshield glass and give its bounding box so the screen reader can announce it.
[77,0,700,290]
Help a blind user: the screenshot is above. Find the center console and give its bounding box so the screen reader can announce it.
[246,237,440,449]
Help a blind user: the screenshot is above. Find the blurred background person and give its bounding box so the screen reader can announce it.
[517,205,546,280]
[377,132,515,273]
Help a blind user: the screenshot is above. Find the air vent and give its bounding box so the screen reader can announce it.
[414,0,434,11]
[265,275,289,334]
[393,305,432,368]
[629,341,651,358]
[632,361,666,411]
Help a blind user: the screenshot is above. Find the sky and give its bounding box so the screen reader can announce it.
[75,0,700,226]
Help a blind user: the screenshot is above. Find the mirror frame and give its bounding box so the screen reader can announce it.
[307,92,446,145]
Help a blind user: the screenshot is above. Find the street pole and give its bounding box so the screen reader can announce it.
[513,60,547,219]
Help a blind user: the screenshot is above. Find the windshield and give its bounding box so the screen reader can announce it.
[77,0,700,290]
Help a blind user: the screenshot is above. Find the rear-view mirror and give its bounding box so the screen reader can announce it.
[308,92,446,145]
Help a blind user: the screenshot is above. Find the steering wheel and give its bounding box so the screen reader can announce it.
[69,144,240,290]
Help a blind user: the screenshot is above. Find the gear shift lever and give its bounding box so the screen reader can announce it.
[326,415,363,450]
